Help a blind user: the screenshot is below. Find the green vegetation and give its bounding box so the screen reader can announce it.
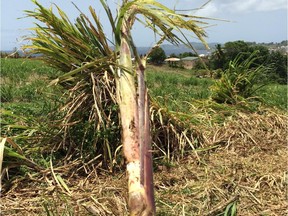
[210,52,269,105]
[147,66,213,112]
[258,84,287,110]
[1,58,286,150]
[146,65,287,112]
[149,47,167,65]
[209,40,287,84]
[1,57,287,215]
[1,58,62,113]
[0,58,63,174]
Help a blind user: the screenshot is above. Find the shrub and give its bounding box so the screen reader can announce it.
[211,52,269,104]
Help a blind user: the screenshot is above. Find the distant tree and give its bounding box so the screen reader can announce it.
[210,41,268,68]
[224,41,250,67]
[280,40,288,46]
[248,45,270,67]
[209,44,226,69]
[149,47,166,64]
[209,40,287,84]
[169,53,178,58]
[179,52,196,58]
[267,51,288,84]
[0,52,8,58]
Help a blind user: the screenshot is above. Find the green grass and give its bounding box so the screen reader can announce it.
[1,59,286,151]
[1,60,286,135]
[1,58,66,182]
[1,58,64,153]
[258,84,287,110]
[1,58,63,115]
[1,58,61,80]
[146,65,287,112]
[146,65,214,112]
[2,60,285,117]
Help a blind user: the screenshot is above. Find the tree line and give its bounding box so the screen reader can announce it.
[208,41,287,84]
[148,40,287,84]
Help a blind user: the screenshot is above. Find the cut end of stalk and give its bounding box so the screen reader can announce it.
[128,190,147,216]
[127,161,154,215]
[129,191,154,216]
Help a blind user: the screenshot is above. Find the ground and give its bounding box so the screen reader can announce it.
[1,108,287,215]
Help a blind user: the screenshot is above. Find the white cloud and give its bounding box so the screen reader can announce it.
[194,2,219,17]
[194,0,287,16]
[222,0,287,12]
[256,0,288,11]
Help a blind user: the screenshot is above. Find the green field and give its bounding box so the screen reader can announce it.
[146,65,287,111]
[1,58,287,215]
[1,58,63,116]
[1,58,287,113]
[1,58,286,132]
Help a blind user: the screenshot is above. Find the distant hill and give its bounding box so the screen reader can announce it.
[3,41,286,57]
[1,42,218,56]
[2,42,219,58]
[137,42,218,56]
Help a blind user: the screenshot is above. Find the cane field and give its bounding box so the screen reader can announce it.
[1,58,287,215]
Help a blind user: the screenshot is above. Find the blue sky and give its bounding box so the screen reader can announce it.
[1,0,287,51]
